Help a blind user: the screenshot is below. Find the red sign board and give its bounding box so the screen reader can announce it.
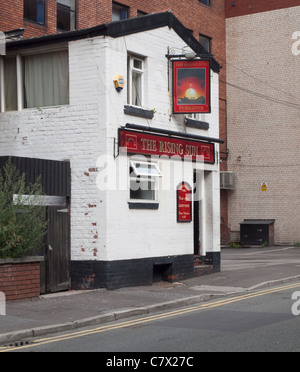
[177,182,192,222]
[173,60,211,114]
[119,129,215,164]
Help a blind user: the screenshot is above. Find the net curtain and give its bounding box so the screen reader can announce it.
[24,51,69,108]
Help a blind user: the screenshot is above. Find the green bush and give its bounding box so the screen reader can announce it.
[0,159,48,259]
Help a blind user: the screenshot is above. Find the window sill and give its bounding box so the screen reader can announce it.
[24,19,46,28]
[124,105,154,119]
[185,117,209,130]
[1,104,70,114]
[128,202,159,210]
[25,104,70,110]
[57,28,76,33]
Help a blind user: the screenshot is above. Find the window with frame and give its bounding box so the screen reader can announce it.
[0,50,69,112]
[137,10,147,17]
[24,0,45,25]
[199,0,210,5]
[127,55,144,107]
[57,0,76,31]
[199,34,211,53]
[186,113,199,120]
[112,2,128,21]
[3,57,18,111]
[129,160,161,201]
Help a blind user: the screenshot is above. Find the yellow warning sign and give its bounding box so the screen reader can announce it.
[261,182,268,191]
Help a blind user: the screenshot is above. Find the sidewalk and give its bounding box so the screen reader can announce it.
[1,246,300,344]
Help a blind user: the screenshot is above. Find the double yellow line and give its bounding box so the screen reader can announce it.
[1,282,300,352]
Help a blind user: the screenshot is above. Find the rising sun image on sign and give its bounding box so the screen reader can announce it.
[173,60,210,114]
[185,87,198,100]
[177,73,206,104]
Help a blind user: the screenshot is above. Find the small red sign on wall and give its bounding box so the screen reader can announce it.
[177,182,192,223]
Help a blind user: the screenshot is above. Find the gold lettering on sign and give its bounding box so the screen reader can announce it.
[159,141,184,155]
[141,138,157,152]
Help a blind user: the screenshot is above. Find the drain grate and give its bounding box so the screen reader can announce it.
[3,340,33,348]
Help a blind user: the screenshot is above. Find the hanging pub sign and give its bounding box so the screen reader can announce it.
[172,59,211,114]
[177,182,192,223]
[119,128,215,164]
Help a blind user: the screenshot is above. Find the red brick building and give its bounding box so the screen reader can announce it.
[0,0,229,241]
[225,0,300,17]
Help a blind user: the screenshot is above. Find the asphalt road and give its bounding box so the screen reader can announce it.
[2,281,300,353]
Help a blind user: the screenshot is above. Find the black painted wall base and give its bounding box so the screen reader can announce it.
[71,252,221,290]
[71,254,194,290]
[205,251,221,273]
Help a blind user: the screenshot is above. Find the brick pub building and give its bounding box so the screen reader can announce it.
[2,1,298,288]
[0,4,223,290]
[0,0,229,243]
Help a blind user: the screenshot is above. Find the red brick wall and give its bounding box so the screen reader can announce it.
[0,0,23,33]
[0,1,225,71]
[225,0,300,18]
[0,262,41,301]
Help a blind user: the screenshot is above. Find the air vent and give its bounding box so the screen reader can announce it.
[220,171,235,190]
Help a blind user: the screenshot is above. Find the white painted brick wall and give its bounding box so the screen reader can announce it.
[102,27,220,261]
[0,26,220,261]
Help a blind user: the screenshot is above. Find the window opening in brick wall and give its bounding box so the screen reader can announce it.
[3,57,17,111]
[186,113,199,120]
[0,50,69,112]
[24,51,69,108]
[199,0,210,6]
[57,0,76,31]
[24,0,45,25]
[199,34,211,53]
[137,10,147,17]
[129,160,161,201]
[127,55,144,107]
[112,2,128,21]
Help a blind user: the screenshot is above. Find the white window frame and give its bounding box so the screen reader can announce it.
[0,47,69,113]
[130,160,162,178]
[0,55,24,112]
[186,113,199,120]
[129,159,161,202]
[128,55,144,107]
[186,113,206,121]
